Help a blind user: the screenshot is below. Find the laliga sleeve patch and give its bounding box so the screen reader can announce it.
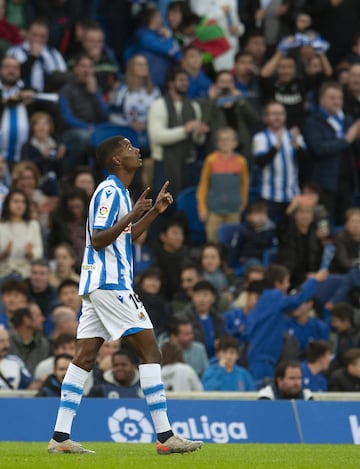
[97,204,110,218]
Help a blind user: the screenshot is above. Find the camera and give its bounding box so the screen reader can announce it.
[219,88,231,96]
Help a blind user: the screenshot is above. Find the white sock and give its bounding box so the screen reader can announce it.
[54,363,89,435]
[139,363,171,434]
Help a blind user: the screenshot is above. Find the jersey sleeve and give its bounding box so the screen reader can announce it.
[93,186,121,230]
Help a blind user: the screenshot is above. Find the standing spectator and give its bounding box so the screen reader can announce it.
[36,353,73,397]
[233,51,261,112]
[257,360,313,399]
[331,208,360,273]
[0,278,29,329]
[329,348,360,392]
[343,64,360,120]
[8,304,51,374]
[148,66,207,196]
[301,340,332,392]
[202,336,255,391]
[246,264,327,387]
[0,56,31,164]
[0,327,33,390]
[243,32,267,69]
[161,341,203,391]
[0,189,43,279]
[197,126,248,242]
[47,188,88,271]
[190,0,244,71]
[48,243,80,289]
[7,18,67,91]
[59,54,108,172]
[303,81,360,225]
[165,315,209,377]
[181,45,212,100]
[252,101,305,221]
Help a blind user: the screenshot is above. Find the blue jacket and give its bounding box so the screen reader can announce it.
[223,308,248,345]
[303,111,357,191]
[202,363,255,391]
[285,316,330,353]
[187,71,212,100]
[246,278,317,366]
[301,361,328,392]
[330,266,360,304]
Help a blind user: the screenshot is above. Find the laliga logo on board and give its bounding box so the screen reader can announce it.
[108,407,154,442]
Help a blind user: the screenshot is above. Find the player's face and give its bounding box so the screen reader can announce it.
[278,367,302,396]
[120,139,142,169]
[112,355,136,385]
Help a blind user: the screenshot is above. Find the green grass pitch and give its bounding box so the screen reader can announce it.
[1,443,359,469]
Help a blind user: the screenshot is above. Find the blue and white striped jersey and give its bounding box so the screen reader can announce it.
[253,129,304,203]
[79,175,134,296]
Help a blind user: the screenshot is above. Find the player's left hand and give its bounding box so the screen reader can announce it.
[154,181,173,214]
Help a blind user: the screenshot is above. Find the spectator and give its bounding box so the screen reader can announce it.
[21,111,65,196]
[172,262,203,314]
[197,126,248,242]
[233,51,261,112]
[243,32,267,69]
[257,360,313,400]
[345,34,360,66]
[0,278,29,329]
[36,353,73,397]
[8,304,51,374]
[48,243,80,289]
[0,326,33,390]
[50,305,78,340]
[152,219,191,300]
[252,101,306,222]
[59,53,108,172]
[47,188,89,271]
[0,154,10,216]
[303,81,360,225]
[0,189,43,279]
[343,64,360,120]
[286,298,330,356]
[34,333,75,381]
[0,56,31,164]
[231,264,266,309]
[70,165,95,198]
[229,200,277,269]
[181,45,212,100]
[161,341,203,391]
[87,349,142,398]
[57,279,81,317]
[133,5,182,90]
[148,66,207,196]
[246,264,328,388]
[182,280,225,358]
[329,348,360,392]
[331,208,360,273]
[329,302,360,373]
[25,258,58,321]
[301,340,332,392]
[190,0,244,71]
[135,267,173,338]
[7,18,67,92]
[199,242,231,297]
[202,336,255,391]
[165,315,209,377]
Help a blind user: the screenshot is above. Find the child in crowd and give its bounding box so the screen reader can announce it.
[197,127,248,242]
[202,337,255,391]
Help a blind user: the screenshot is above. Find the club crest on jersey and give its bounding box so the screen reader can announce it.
[98,205,109,217]
[138,311,147,321]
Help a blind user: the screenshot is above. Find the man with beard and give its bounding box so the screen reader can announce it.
[257,360,313,399]
[0,55,33,164]
[148,66,208,197]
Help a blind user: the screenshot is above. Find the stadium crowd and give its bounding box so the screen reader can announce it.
[1,0,360,399]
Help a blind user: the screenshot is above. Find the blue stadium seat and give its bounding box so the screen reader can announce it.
[90,123,140,147]
[175,186,206,244]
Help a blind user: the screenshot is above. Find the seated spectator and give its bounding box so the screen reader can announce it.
[8,304,51,374]
[285,297,330,357]
[50,305,78,340]
[257,360,313,400]
[182,280,225,358]
[246,264,328,388]
[0,189,43,279]
[181,45,212,100]
[345,34,360,66]
[331,208,360,273]
[133,5,182,90]
[231,265,266,309]
[202,336,255,391]
[329,302,360,373]
[91,339,120,385]
[48,243,80,289]
[47,188,89,271]
[135,267,173,338]
[343,64,360,120]
[229,200,277,269]
[0,277,29,329]
[7,18,67,92]
[0,326,33,390]
[196,126,248,242]
[36,353,73,397]
[161,341,203,391]
[57,279,82,317]
[87,349,142,398]
[34,333,76,381]
[172,262,203,314]
[21,111,65,196]
[59,53,108,172]
[70,165,95,198]
[199,241,232,297]
[301,340,332,392]
[329,348,360,392]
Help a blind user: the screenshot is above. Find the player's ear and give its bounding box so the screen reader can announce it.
[112,153,122,166]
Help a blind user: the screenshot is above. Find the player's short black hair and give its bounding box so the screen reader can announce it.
[96,136,126,169]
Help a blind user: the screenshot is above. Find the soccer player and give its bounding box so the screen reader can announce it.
[48,136,203,455]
